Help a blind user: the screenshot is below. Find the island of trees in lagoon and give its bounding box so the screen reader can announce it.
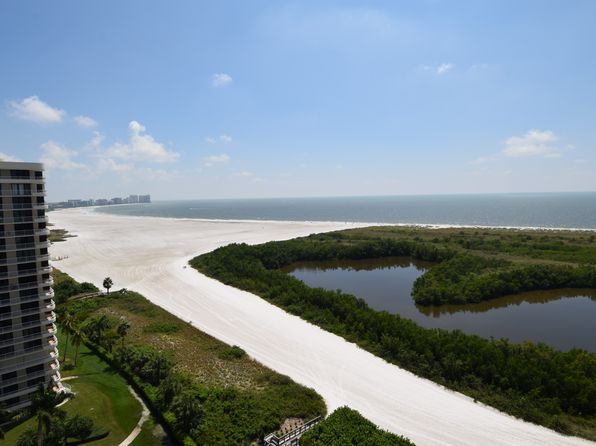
[192,226,596,441]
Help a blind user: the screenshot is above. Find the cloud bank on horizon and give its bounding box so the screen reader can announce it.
[0,1,594,201]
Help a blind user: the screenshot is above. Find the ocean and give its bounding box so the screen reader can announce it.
[94,192,596,230]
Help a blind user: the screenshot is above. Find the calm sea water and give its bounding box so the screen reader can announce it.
[285,258,596,352]
[95,193,596,229]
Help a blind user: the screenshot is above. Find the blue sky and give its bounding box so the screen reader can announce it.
[0,1,594,201]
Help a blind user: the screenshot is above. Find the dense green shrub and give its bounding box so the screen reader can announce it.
[218,345,247,360]
[143,322,181,334]
[300,407,414,446]
[191,237,596,436]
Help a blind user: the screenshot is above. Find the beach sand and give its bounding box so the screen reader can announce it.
[49,208,594,446]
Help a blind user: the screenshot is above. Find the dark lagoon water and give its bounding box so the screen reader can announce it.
[95,192,596,229]
[284,257,596,352]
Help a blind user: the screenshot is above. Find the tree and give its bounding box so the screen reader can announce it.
[116,318,131,348]
[16,428,37,446]
[60,312,76,363]
[30,384,58,446]
[171,391,203,432]
[103,277,113,294]
[71,328,84,367]
[84,315,111,347]
[65,414,94,442]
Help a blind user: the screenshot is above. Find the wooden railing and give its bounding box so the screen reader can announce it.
[264,416,321,446]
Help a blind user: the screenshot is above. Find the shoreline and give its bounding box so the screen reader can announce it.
[48,208,595,446]
[62,206,596,232]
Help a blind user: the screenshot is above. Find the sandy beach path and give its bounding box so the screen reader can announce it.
[49,208,594,446]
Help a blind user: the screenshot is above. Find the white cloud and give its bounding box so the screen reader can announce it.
[74,115,98,128]
[204,153,230,167]
[574,159,590,165]
[220,134,232,143]
[40,141,86,170]
[212,73,233,87]
[232,171,253,177]
[0,152,22,162]
[503,129,561,158]
[205,137,216,144]
[105,121,179,163]
[9,96,65,124]
[96,157,134,173]
[469,155,498,165]
[437,63,454,75]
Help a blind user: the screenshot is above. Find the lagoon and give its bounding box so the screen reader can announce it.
[285,257,596,352]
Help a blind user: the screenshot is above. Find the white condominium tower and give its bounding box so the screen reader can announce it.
[0,161,62,411]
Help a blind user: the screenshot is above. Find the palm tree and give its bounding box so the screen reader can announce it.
[116,319,131,348]
[30,384,58,446]
[60,312,76,363]
[94,315,110,347]
[171,391,203,432]
[102,277,113,295]
[71,328,83,367]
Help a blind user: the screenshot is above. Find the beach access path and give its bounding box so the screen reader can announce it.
[49,208,594,446]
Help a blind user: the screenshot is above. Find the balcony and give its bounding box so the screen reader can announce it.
[0,277,53,294]
[13,290,54,306]
[0,343,57,367]
[0,175,44,182]
[0,330,54,347]
[0,368,53,388]
[1,241,50,252]
[0,229,34,238]
[0,203,48,211]
[0,265,52,279]
[0,254,51,266]
[0,189,46,197]
[0,307,42,322]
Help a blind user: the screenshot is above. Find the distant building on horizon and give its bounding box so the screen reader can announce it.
[0,161,64,411]
[139,194,151,203]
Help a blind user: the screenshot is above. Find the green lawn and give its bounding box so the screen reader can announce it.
[3,339,158,445]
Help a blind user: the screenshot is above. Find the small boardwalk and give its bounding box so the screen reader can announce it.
[264,416,321,446]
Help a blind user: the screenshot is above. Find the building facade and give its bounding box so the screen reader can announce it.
[0,161,62,411]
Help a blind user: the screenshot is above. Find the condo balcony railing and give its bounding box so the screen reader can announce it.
[18,290,55,305]
[0,343,57,365]
[0,368,54,388]
[0,278,53,295]
[1,241,50,252]
[0,311,54,332]
[0,335,57,360]
[0,266,52,280]
[0,175,44,181]
[0,228,50,238]
[0,301,55,321]
[0,254,51,266]
[0,216,47,224]
[0,190,46,197]
[0,203,48,211]
[0,330,55,347]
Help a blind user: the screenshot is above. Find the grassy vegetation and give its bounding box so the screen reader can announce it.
[300,407,414,446]
[49,228,76,243]
[60,271,327,445]
[191,227,596,441]
[2,338,151,446]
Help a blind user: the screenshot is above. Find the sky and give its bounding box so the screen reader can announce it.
[0,1,595,201]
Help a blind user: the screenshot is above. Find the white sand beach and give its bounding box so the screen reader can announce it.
[49,208,594,446]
